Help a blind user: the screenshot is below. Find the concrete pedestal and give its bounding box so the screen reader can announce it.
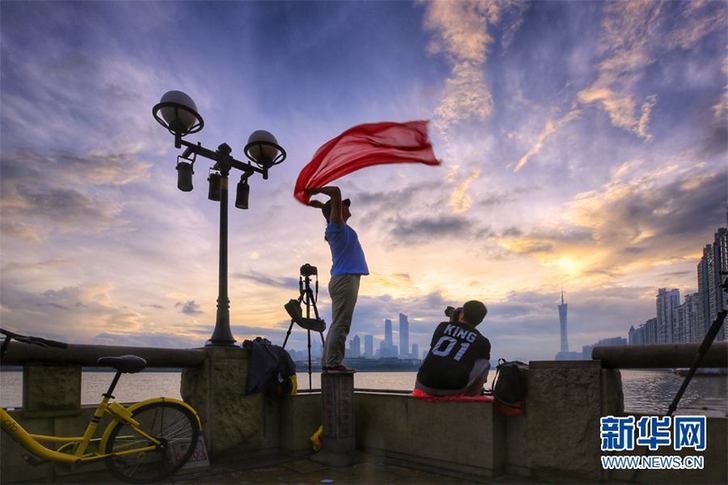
[313,371,355,466]
[180,346,262,458]
[23,363,81,417]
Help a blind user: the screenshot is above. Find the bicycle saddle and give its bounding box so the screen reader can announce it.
[97,355,147,373]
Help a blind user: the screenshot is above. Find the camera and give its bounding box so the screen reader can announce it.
[445,305,462,323]
[300,264,318,277]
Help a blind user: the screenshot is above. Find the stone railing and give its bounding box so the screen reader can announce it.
[0,342,249,482]
[2,341,726,483]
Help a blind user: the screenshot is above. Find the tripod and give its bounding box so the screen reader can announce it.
[283,263,326,389]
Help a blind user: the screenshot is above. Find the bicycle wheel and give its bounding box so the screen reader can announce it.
[105,401,199,483]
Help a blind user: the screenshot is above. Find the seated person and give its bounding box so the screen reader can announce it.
[415,300,491,396]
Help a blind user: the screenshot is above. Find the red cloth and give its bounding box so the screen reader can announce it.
[494,400,525,416]
[411,388,493,402]
[294,121,439,204]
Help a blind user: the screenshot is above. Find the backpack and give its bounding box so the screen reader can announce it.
[243,337,297,396]
[492,359,528,413]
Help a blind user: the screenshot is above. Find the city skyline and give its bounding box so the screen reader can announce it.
[1,1,726,361]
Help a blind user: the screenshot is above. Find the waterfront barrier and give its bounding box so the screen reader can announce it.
[2,341,726,483]
[593,341,728,369]
[2,341,206,367]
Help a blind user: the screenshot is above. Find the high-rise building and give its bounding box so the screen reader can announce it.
[697,247,712,337]
[379,339,397,358]
[685,293,702,343]
[411,343,419,361]
[596,336,627,346]
[644,317,657,345]
[628,325,640,345]
[399,313,409,358]
[349,334,361,358]
[364,335,374,358]
[672,303,689,343]
[385,319,393,347]
[558,291,569,353]
[656,288,680,343]
[697,226,728,342]
[380,318,397,357]
[711,228,727,341]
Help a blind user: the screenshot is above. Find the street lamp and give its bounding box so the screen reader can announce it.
[153,90,286,346]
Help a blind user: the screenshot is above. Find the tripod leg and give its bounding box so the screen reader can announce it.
[307,329,312,390]
[282,320,295,349]
[306,288,322,320]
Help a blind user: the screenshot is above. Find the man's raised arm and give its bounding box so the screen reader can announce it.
[307,186,343,224]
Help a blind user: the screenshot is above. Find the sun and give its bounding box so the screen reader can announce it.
[557,256,580,275]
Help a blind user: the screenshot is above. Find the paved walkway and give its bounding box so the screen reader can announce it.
[49,453,534,484]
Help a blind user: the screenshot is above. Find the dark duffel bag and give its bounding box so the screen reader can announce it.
[492,359,529,407]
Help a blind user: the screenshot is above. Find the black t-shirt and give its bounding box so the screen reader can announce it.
[416,321,491,390]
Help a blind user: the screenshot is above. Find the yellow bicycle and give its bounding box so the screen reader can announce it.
[1,328,202,483]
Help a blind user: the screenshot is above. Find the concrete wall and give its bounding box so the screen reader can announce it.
[181,346,263,457]
[4,350,726,484]
[277,393,321,455]
[355,393,506,480]
[527,360,617,481]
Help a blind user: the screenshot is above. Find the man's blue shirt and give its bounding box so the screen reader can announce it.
[325,223,369,276]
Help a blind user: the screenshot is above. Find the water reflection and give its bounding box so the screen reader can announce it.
[1,369,725,412]
[621,369,728,413]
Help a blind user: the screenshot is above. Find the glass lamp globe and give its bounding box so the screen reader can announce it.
[247,130,280,166]
[157,90,203,135]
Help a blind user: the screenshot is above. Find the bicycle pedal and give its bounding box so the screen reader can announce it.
[23,453,48,466]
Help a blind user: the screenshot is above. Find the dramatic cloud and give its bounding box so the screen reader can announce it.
[0,282,153,342]
[513,2,725,173]
[0,151,150,240]
[570,169,722,235]
[450,168,481,213]
[513,109,581,172]
[715,50,728,119]
[386,214,486,245]
[233,271,299,290]
[577,1,724,140]
[176,300,203,315]
[0,2,724,364]
[93,332,202,348]
[422,0,526,135]
[576,1,663,140]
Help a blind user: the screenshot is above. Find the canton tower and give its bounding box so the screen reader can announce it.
[558,290,569,353]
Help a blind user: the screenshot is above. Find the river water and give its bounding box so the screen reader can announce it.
[1,369,725,413]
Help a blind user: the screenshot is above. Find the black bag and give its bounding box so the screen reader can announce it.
[492,359,528,406]
[243,337,297,396]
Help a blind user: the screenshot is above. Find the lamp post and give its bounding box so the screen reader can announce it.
[153,90,286,346]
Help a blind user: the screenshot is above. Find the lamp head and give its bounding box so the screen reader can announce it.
[244,130,285,169]
[153,90,204,136]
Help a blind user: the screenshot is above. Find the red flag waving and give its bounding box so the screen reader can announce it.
[294,120,439,204]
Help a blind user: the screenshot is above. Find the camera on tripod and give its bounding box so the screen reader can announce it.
[283,263,327,389]
[300,264,317,277]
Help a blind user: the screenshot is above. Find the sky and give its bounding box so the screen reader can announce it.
[0,0,726,361]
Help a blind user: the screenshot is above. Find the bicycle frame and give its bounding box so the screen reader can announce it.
[1,397,200,465]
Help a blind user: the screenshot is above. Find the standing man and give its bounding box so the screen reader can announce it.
[307,186,368,372]
[415,301,491,396]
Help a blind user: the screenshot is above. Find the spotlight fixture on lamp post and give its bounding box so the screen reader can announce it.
[153,90,286,346]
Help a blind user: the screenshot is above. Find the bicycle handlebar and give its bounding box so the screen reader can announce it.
[0,328,68,353]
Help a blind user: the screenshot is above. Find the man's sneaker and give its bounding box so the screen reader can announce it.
[322,364,356,373]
